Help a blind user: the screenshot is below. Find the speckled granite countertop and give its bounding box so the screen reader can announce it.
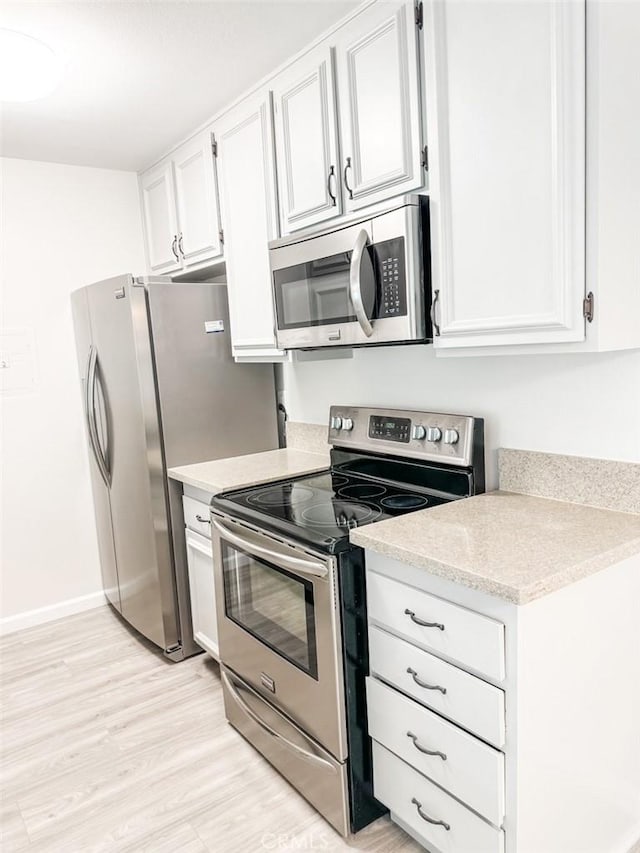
[350,491,640,605]
[168,448,329,494]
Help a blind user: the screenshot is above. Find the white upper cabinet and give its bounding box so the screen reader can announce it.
[140,130,223,275]
[140,162,180,274]
[424,0,587,349]
[215,91,285,360]
[173,131,223,267]
[273,45,342,233]
[335,0,424,212]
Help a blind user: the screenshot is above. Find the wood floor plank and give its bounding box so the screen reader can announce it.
[0,605,418,852]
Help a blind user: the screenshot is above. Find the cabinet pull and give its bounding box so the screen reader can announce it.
[178,233,184,258]
[171,235,179,261]
[327,165,337,205]
[404,608,444,631]
[406,731,447,761]
[407,667,447,694]
[430,289,440,336]
[411,798,450,831]
[195,514,211,524]
[343,157,354,199]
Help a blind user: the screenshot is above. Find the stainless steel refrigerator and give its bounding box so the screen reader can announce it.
[71,275,279,660]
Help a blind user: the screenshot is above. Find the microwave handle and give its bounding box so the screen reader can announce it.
[350,229,374,337]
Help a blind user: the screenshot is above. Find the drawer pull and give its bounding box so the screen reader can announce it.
[411,797,450,831]
[195,514,211,524]
[406,731,447,761]
[404,608,445,631]
[407,667,447,695]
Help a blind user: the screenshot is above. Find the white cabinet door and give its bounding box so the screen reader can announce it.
[425,0,586,349]
[185,528,218,660]
[335,0,424,211]
[273,45,342,233]
[216,91,285,359]
[173,130,223,267]
[140,161,181,274]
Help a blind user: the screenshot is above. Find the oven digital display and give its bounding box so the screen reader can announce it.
[369,415,411,443]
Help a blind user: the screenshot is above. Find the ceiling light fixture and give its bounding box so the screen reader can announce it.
[0,28,63,103]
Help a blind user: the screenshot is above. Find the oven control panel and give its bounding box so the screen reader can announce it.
[328,406,481,468]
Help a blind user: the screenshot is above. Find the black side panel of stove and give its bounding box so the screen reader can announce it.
[338,548,387,832]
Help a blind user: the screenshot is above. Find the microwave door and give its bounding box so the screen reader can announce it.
[349,230,376,338]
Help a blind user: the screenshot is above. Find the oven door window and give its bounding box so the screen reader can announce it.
[221,542,318,679]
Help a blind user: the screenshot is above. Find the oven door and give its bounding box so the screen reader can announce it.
[211,512,347,761]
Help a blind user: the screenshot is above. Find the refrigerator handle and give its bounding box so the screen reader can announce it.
[86,346,111,487]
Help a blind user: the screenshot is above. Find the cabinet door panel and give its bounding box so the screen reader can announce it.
[185,529,218,659]
[336,0,423,210]
[140,162,181,274]
[273,45,341,233]
[425,0,586,348]
[216,93,285,359]
[173,131,223,267]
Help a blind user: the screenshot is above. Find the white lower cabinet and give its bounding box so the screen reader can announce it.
[365,553,640,853]
[183,507,219,660]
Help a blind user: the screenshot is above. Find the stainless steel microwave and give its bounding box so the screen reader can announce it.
[268,195,431,350]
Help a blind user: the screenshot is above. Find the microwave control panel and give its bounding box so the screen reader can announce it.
[375,238,407,318]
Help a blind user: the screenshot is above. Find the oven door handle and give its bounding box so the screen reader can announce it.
[349,228,374,338]
[222,670,337,772]
[211,516,329,579]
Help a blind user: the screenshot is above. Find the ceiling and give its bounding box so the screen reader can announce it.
[0,0,357,172]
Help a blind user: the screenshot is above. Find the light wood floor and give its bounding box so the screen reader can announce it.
[1,606,422,852]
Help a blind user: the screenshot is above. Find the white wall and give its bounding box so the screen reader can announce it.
[282,345,640,488]
[0,157,145,628]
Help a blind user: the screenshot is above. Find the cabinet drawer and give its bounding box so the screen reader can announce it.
[373,741,505,853]
[369,627,505,748]
[183,495,212,539]
[368,571,505,681]
[366,677,504,826]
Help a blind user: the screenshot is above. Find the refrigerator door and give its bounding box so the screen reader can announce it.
[70,288,121,612]
[86,275,178,651]
[145,280,279,658]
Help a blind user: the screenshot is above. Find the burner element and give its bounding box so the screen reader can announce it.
[380,494,429,510]
[302,501,381,529]
[248,483,315,507]
[338,484,386,501]
[330,475,349,489]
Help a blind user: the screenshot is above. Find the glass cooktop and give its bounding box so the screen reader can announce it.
[211,470,449,555]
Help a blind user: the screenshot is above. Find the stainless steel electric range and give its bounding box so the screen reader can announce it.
[210,406,485,837]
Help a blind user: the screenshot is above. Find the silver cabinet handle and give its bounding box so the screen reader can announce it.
[178,233,184,258]
[430,289,440,336]
[406,731,447,761]
[211,516,328,579]
[221,670,336,772]
[404,608,445,631]
[407,667,447,694]
[195,514,211,524]
[349,228,374,337]
[327,165,337,205]
[343,156,354,199]
[411,798,450,831]
[171,235,179,261]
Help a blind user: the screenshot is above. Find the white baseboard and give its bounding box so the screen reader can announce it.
[0,590,108,636]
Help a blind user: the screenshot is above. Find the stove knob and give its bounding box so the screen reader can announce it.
[411,425,426,440]
[342,417,354,431]
[443,428,459,445]
[330,416,343,431]
[426,426,442,443]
